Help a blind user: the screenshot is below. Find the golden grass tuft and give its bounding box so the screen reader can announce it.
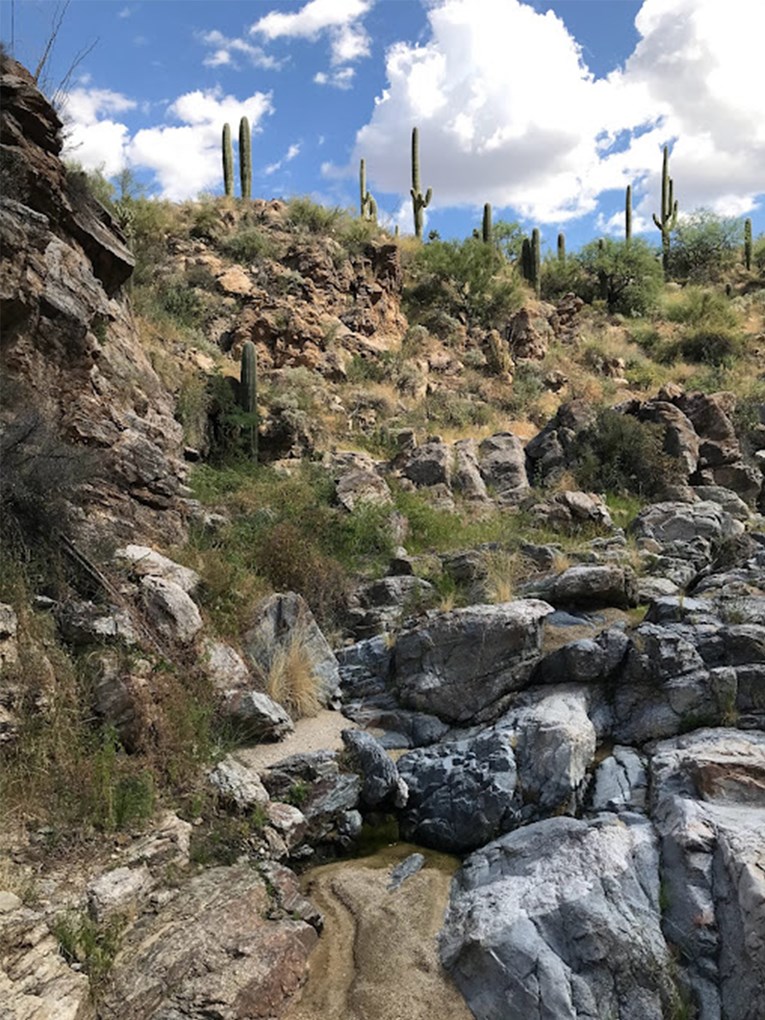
[481,549,525,604]
[265,630,321,721]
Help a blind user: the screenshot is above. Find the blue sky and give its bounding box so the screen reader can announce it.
[3,0,764,252]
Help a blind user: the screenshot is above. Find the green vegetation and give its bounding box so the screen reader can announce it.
[578,238,663,315]
[222,122,233,198]
[53,909,126,996]
[653,144,679,277]
[359,157,377,222]
[238,116,251,200]
[572,408,677,498]
[669,209,742,282]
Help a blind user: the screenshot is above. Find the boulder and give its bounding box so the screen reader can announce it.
[100,863,319,1020]
[478,433,529,500]
[401,441,452,488]
[243,592,341,708]
[529,490,613,530]
[393,600,553,724]
[86,865,153,924]
[115,545,199,593]
[452,438,489,500]
[0,603,18,668]
[523,563,639,609]
[341,729,407,808]
[397,731,518,853]
[634,400,700,478]
[507,305,554,360]
[219,690,294,740]
[650,729,765,1020]
[208,755,270,811]
[591,746,648,813]
[140,576,202,644]
[441,814,676,1020]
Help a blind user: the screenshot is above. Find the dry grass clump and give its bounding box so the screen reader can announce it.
[481,549,525,604]
[264,629,321,720]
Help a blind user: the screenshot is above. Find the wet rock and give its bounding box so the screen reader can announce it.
[441,814,675,1020]
[393,600,553,724]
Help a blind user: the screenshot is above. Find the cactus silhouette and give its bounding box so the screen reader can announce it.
[222,123,233,197]
[482,203,492,244]
[239,117,251,200]
[625,184,632,245]
[652,146,678,277]
[410,127,432,239]
[359,159,377,222]
[744,218,752,271]
[557,232,565,263]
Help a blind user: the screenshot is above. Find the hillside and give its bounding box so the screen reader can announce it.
[1,54,765,1020]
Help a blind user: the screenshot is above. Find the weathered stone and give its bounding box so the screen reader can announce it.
[441,814,675,1020]
[393,600,554,724]
[635,400,700,478]
[243,592,341,708]
[140,575,202,644]
[208,755,270,811]
[0,603,18,668]
[86,865,153,924]
[219,690,295,740]
[452,439,489,500]
[401,441,452,488]
[478,433,528,499]
[523,563,639,609]
[507,306,554,360]
[335,466,392,511]
[55,600,138,647]
[529,490,613,530]
[341,729,407,808]
[100,863,319,1020]
[398,731,517,853]
[591,746,648,813]
[115,545,199,592]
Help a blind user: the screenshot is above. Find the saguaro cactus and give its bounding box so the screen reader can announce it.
[531,228,541,297]
[652,145,678,277]
[410,127,432,239]
[222,123,233,197]
[625,184,632,246]
[744,218,752,270]
[239,341,258,460]
[359,158,377,222]
[239,116,252,200]
[557,232,566,263]
[482,203,492,244]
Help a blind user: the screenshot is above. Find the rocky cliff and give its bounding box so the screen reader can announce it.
[0,55,186,545]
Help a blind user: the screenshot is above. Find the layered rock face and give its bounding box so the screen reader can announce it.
[0,55,186,544]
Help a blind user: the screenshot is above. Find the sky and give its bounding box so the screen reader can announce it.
[3,0,764,252]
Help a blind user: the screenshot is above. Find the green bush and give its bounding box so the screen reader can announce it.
[222,228,275,262]
[404,236,524,329]
[572,408,677,498]
[578,238,663,316]
[662,286,739,329]
[675,327,743,366]
[287,197,346,234]
[540,256,592,302]
[669,209,742,282]
[753,235,765,273]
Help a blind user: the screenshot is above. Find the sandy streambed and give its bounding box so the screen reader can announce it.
[283,843,472,1020]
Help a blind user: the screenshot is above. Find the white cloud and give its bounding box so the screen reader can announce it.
[314,67,355,89]
[128,88,274,200]
[251,0,372,77]
[118,6,131,18]
[199,30,283,70]
[264,142,301,175]
[60,88,136,175]
[353,0,765,226]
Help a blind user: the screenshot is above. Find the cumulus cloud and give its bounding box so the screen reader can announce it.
[128,88,273,200]
[199,30,283,70]
[314,67,355,89]
[251,0,372,76]
[352,0,765,226]
[61,88,136,175]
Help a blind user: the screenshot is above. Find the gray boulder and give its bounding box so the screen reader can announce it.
[590,746,648,813]
[341,728,407,808]
[452,438,489,500]
[393,600,553,724]
[219,689,294,740]
[397,731,518,853]
[478,433,529,500]
[523,563,639,609]
[402,440,452,488]
[140,575,203,644]
[441,814,676,1020]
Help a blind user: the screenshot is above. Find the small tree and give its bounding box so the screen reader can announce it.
[669,209,742,282]
[578,238,663,316]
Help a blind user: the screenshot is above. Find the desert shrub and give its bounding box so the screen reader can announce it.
[578,238,663,315]
[661,286,739,329]
[53,909,125,993]
[675,327,743,366]
[155,276,205,327]
[504,362,546,415]
[572,408,677,498]
[404,236,525,329]
[221,228,275,262]
[540,256,593,302]
[337,216,382,256]
[753,235,765,273]
[287,197,346,234]
[669,209,742,282]
[264,628,321,719]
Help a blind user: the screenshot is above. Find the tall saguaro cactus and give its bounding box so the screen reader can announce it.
[239,116,252,200]
[482,203,492,244]
[625,184,632,246]
[410,127,432,239]
[222,123,234,197]
[521,231,541,297]
[239,341,258,460]
[652,145,678,277]
[359,158,377,222]
[557,232,566,263]
[744,218,752,271]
